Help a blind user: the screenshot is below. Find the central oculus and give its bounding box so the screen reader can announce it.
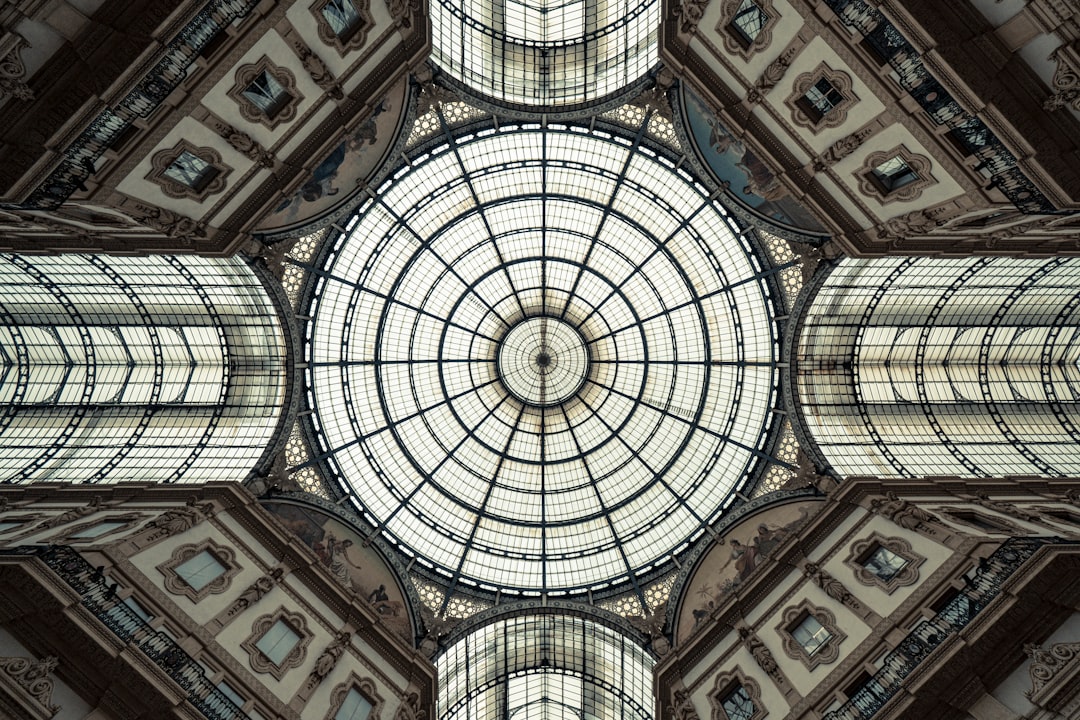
[497,317,590,407]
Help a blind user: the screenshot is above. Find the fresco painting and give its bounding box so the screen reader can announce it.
[257,76,409,232]
[681,87,827,233]
[676,500,820,643]
[263,501,412,641]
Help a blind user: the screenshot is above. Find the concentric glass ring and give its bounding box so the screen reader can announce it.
[305,122,778,595]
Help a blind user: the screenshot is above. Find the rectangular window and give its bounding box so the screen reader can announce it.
[322,0,363,40]
[123,596,154,623]
[799,78,844,121]
[242,71,291,119]
[720,684,755,720]
[863,545,908,581]
[792,614,831,655]
[336,688,374,720]
[255,619,301,665]
[870,156,918,193]
[175,550,227,591]
[729,0,768,47]
[216,680,245,709]
[70,521,126,539]
[164,151,219,192]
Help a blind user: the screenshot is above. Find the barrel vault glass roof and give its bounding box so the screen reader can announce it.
[302,118,782,599]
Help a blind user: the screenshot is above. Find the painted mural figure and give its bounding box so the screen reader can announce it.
[686,506,811,631]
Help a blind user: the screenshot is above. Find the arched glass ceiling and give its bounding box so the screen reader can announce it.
[438,614,653,720]
[430,0,658,108]
[797,257,1080,478]
[303,121,780,596]
[0,253,287,483]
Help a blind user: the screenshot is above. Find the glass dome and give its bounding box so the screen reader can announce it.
[430,0,658,108]
[304,120,780,596]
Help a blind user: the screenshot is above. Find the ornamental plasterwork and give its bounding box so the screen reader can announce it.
[157,540,241,603]
[708,668,766,720]
[241,607,313,680]
[1044,42,1080,112]
[855,145,935,205]
[777,601,845,671]
[0,36,33,101]
[844,533,924,594]
[1026,642,1080,701]
[0,655,60,717]
[324,673,385,720]
[227,56,303,130]
[717,0,778,60]
[147,141,230,202]
[310,0,374,54]
[785,63,857,133]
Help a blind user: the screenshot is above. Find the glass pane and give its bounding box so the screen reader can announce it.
[217,681,245,708]
[164,151,215,189]
[242,71,289,117]
[336,688,374,720]
[872,157,917,190]
[0,521,21,532]
[256,620,300,665]
[864,545,907,580]
[731,0,767,42]
[71,521,125,538]
[175,550,226,591]
[123,596,154,623]
[323,0,361,37]
[721,684,755,720]
[793,615,830,655]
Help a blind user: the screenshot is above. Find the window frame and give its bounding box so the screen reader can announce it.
[845,533,924,594]
[324,674,384,720]
[778,601,845,670]
[311,0,374,54]
[856,146,934,203]
[786,63,856,132]
[157,540,240,602]
[148,141,230,201]
[718,0,778,59]
[228,57,302,130]
[708,669,765,720]
[241,608,312,680]
[52,514,143,544]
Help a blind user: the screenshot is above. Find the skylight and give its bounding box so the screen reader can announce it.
[303,119,779,596]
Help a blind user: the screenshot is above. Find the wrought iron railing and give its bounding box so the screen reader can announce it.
[6,545,247,720]
[823,0,1062,216]
[822,537,1057,720]
[12,0,259,210]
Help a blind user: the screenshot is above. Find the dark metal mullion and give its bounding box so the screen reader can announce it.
[559,403,648,611]
[584,260,799,346]
[290,377,502,471]
[292,258,502,344]
[590,359,776,367]
[572,201,709,331]
[598,379,795,469]
[375,197,514,331]
[437,108,528,321]
[313,358,495,366]
[558,112,653,321]
[438,400,527,614]
[574,388,715,529]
